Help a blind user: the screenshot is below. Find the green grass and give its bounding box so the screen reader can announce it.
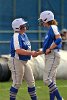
[0,79,67,100]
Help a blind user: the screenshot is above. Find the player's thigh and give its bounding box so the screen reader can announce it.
[43,53,55,82]
[51,52,60,83]
[11,58,25,84]
[24,62,35,87]
[43,52,60,83]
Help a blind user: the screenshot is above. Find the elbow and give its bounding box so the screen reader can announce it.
[16,49,20,54]
[54,38,62,45]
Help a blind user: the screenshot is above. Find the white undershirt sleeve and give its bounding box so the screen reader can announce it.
[51,25,60,35]
[13,33,20,50]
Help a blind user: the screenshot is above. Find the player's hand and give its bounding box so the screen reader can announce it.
[45,48,51,55]
[31,51,38,57]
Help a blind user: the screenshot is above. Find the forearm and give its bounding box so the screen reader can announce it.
[49,38,62,50]
[49,43,57,50]
[16,49,32,55]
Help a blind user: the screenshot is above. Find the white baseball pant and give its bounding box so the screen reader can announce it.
[8,57,35,89]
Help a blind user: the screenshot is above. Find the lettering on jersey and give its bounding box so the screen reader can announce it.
[23,41,31,50]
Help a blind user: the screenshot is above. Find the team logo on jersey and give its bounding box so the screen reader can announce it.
[23,41,31,50]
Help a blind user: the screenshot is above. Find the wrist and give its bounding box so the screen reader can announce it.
[49,48,52,50]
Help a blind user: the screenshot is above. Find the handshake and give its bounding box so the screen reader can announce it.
[31,51,38,57]
[31,48,52,57]
[31,50,43,57]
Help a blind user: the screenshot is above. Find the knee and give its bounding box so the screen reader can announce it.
[27,81,35,87]
[43,79,52,85]
[43,79,49,85]
[12,83,21,89]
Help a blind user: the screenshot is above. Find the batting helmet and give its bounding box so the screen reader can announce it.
[12,18,27,31]
[39,11,54,23]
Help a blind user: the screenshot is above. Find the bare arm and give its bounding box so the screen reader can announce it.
[45,34,61,55]
[16,49,34,56]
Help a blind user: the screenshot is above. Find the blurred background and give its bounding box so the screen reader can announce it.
[0,0,67,55]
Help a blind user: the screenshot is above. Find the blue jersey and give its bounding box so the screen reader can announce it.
[10,32,31,61]
[42,25,62,52]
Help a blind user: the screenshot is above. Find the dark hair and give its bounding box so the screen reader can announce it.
[47,19,58,26]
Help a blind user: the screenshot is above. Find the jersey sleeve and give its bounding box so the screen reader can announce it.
[51,25,60,35]
[13,33,20,50]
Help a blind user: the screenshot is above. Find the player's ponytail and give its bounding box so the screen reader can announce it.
[47,19,58,26]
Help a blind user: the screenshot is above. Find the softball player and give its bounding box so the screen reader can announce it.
[34,11,64,100]
[8,18,37,100]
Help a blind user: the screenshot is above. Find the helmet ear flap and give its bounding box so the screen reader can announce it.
[15,27,20,31]
[44,18,47,22]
